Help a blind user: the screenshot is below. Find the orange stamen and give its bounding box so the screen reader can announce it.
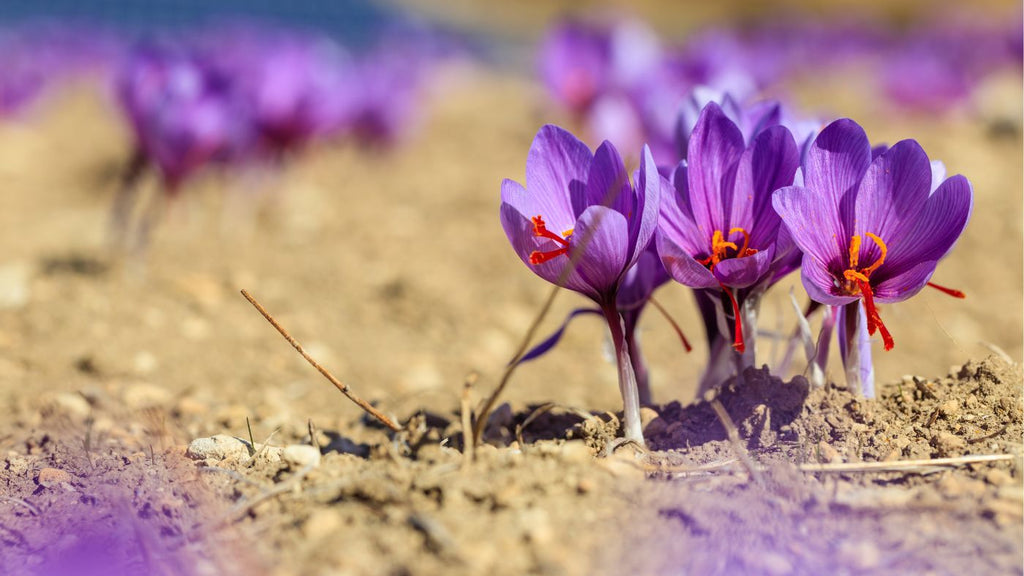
[927,282,966,299]
[698,228,756,270]
[861,233,887,276]
[720,283,745,353]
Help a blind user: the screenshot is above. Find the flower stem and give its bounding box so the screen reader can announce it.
[602,303,645,446]
[625,329,651,406]
[840,302,875,397]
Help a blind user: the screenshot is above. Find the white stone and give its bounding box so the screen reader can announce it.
[283,444,321,469]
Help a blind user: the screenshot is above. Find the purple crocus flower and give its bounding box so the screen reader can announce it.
[500,125,661,444]
[656,102,799,386]
[772,118,973,395]
[116,43,244,191]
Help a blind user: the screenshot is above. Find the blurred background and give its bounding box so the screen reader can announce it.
[0,0,1020,439]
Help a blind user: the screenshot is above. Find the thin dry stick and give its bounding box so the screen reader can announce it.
[709,397,766,488]
[460,373,477,466]
[241,289,401,432]
[473,170,634,446]
[798,453,1016,473]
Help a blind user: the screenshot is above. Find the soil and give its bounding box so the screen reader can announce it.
[0,65,1021,575]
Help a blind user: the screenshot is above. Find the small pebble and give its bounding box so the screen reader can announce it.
[985,468,1014,486]
[931,431,967,456]
[36,467,72,488]
[818,440,843,464]
[283,444,321,469]
[557,441,594,465]
[938,399,961,419]
[186,435,251,462]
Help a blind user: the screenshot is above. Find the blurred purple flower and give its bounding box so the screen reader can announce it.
[772,118,972,395]
[116,43,246,191]
[501,125,661,443]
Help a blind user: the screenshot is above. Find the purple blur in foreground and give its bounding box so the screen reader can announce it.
[657,102,799,384]
[772,118,973,394]
[500,125,661,444]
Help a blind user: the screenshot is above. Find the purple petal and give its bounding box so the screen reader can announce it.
[873,260,939,303]
[876,174,973,279]
[800,253,858,306]
[577,140,632,218]
[525,125,593,232]
[732,125,799,247]
[686,101,745,239]
[569,206,630,296]
[628,145,663,266]
[772,185,846,271]
[656,232,718,289]
[853,139,932,256]
[803,118,872,236]
[657,162,707,256]
[713,246,775,288]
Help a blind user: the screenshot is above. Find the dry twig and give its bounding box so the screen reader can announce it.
[240,289,401,432]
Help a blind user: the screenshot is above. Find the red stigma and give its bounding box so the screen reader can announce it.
[529,215,572,266]
[855,278,894,351]
[720,283,745,353]
[927,281,966,299]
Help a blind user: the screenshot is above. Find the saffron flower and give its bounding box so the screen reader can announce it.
[772,119,973,395]
[656,102,799,387]
[500,125,661,445]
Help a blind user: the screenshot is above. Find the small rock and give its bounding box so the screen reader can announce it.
[931,431,967,456]
[283,444,321,469]
[818,441,843,464]
[36,467,72,488]
[186,435,251,462]
[557,440,594,465]
[938,399,961,419]
[123,382,172,410]
[41,392,91,420]
[985,468,1014,486]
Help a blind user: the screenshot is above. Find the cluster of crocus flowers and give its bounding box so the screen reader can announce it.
[502,109,972,444]
[500,125,661,445]
[773,119,972,396]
